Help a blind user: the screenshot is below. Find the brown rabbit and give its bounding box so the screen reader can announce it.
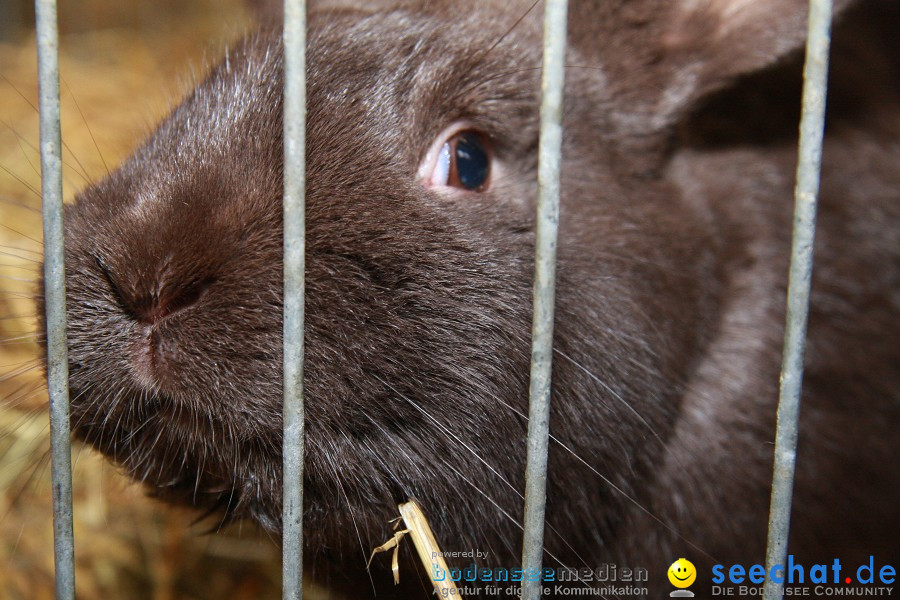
[43,0,899,596]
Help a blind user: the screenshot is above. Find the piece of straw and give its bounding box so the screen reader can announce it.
[368,500,461,597]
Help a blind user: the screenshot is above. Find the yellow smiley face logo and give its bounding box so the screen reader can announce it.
[668,558,697,588]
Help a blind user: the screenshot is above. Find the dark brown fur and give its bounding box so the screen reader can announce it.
[43,0,899,596]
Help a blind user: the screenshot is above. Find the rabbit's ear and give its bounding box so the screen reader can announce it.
[568,0,855,135]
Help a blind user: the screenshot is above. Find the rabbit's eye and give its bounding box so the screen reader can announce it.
[420,127,492,192]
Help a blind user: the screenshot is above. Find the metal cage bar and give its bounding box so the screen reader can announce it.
[35,1,76,599]
[520,1,568,599]
[282,0,308,598]
[763,1,833,599]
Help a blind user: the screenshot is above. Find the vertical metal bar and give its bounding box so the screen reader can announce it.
[282,0,307,598]
[34,1,75,599]
[521,1,568,599]
[763,1,832,599]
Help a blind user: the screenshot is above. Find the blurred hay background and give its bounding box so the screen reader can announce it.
[0,2,335,598]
